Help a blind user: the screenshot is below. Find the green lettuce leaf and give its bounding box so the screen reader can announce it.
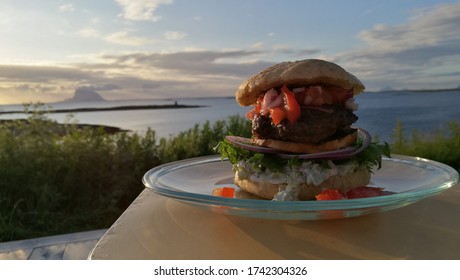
[214,139,391,173]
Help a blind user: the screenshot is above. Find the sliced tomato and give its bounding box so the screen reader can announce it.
[281,85,301,123]
[316,186,384,200]
[269,107,286,125]
[245,95,264,120]
[315,189,346,200]
[212,187,235,198]
[245,108,256,120]
[255,95,263,114]
[346,186,383,199]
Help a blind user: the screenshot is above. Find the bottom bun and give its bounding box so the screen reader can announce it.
[234,167,371,200]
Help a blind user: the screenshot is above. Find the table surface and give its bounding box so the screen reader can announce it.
[90,181,460,260]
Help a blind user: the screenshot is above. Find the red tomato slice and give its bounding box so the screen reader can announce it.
[269,107,286,125]
[255,95,263,113]
[281,85,301,123]
[212,187,235,198]
[315,189,346,200]
[245,108,256,120]
[246,95,264,120]
[346,186,383,199]
[315,186,384,200]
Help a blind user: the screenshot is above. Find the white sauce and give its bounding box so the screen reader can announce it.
[235,160,359,201]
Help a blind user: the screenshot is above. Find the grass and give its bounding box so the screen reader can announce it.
[0,104,458,242]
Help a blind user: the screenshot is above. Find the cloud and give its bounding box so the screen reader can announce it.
[77,28,100,38]
[8,83,56,94]
[334,1,460,90]
[115,0,173,21]
[273,45,321,57]
[141,83,160,90]
[0,64,93,82]
[0,64,111,101]
[0,49,276,103]
[77,28,152,46]
[58,3,75,12]
[105,30,150,46]
[163,31,186,40]
[102,49,273,78]
[1,45,340,103]
[251,42,264,49]
[92,84,121,91]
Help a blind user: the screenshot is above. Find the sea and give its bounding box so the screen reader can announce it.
[0,90,459,143]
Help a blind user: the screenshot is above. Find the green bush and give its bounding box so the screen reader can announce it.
[0,109,161,241]
[390,119,460,171]
[158,115,251,161]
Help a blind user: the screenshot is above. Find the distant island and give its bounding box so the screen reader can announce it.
[370,86,460,93]
[61,87,106,103]
[0,86,207,115]
[0,104,206,115]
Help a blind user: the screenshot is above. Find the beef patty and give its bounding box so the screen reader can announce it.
[252,105,358,144]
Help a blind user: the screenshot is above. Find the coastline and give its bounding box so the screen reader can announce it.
[0,118,128,134]
[366,87,460,94]
[0,103,206,115]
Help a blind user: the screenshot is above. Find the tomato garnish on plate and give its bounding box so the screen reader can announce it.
[212,187,235,198]
[315,186,384,200]
[315,189,346,200]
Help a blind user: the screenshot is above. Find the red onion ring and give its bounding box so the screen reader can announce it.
[260,88,278,115]
[225,128,372,160]
[278,128,371,160]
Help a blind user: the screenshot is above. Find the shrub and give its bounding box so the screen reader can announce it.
[157,115,251,162]
[0,106,160,241]
[391,119,460,171]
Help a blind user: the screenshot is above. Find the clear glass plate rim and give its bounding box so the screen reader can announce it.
[142,154,459,211]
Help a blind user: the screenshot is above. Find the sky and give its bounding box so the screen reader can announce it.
[0,0,460,104]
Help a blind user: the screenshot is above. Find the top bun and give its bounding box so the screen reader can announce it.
[236,59,365,106]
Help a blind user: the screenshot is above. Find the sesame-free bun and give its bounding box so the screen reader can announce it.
[234,167,371,200]
[236,59,365,106]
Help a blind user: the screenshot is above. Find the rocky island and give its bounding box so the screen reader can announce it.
[0,86,206,115]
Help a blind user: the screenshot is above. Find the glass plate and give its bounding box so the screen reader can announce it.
[142,155,459,220]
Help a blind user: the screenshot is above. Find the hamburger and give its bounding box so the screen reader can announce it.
[216,59,390,201]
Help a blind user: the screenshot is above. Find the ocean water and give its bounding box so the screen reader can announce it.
[1,91,459,143]
[354,91,460,142]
